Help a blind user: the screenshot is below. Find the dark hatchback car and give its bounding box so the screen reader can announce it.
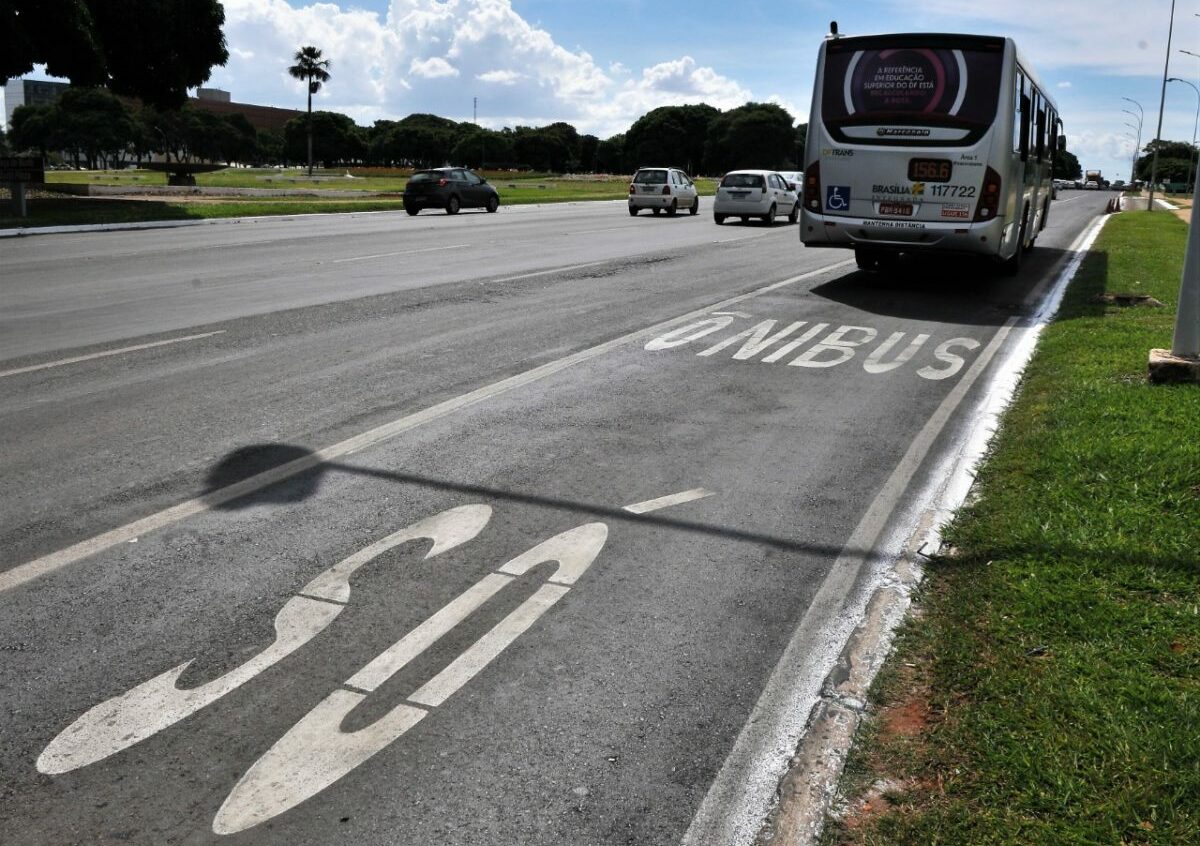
[403,167,500,215]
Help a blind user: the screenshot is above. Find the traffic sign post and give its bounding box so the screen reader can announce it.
[1,156,46,218]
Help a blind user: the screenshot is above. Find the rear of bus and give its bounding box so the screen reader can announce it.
[800,33,1013,264]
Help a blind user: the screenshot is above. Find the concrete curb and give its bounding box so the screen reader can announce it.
[754,211,1114,846]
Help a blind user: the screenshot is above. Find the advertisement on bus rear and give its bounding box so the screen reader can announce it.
[822,40,1003,133]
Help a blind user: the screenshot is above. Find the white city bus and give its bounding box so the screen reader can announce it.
[799,29,1063,274]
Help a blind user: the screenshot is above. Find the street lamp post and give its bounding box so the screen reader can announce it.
[1147,0,1178,211]
[1167,77,1199,196]
[1122,100,1144,185]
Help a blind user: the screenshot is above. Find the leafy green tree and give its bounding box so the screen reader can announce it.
[795,124,808,167]
[450,128,514,169]
[7,103,60,160]
[54,87,136,168]
[578,134,599,173]
[222,113,260,165]
[283,110,365,167]
[1053,147,1082,180]
[625,104,719,174]
[384,114,460,166]
[288,45,332,175]
[1135,139,1196,184]
[257,128,285,166]
[2,1,228,109]
[594,134,626,173]
[704,103,797,174]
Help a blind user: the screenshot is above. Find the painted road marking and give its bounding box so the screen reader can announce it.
[330,244,468,264]
[214,522,609,835]
[680,213,1112,845]
[648,315,982,380]
[0,331,226,379]
[40,489,709,835]
[213,492,694,834]
[0,260,851,595]
[36,505,491,775]
[623,488,714,514]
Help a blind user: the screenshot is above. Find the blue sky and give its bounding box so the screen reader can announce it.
[13,1,1200,179]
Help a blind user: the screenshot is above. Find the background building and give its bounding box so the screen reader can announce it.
[2,78,302,133]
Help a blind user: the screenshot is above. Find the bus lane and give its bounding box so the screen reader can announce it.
[0,201,1105,846]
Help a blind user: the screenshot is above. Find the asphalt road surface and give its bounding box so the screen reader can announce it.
[1,191,1109,845]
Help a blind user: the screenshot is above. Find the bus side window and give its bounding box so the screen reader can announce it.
[1013,71,1025,155]
[1022,87,1032,162]
[1036,99,1046,162]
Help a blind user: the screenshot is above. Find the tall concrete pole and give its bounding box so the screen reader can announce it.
[1173,164,1200,357]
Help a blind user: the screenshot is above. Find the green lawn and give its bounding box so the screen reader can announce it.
[825,212,1200,846]
[1,168,717,228]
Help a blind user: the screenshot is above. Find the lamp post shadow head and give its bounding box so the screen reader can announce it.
[204,444,328,509]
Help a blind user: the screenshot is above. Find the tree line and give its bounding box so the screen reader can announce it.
[5,91,808,176]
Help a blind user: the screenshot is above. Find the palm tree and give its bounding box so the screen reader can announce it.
[287,46,332,176]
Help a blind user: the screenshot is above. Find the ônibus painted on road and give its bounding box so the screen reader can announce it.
[799,29,1063,274]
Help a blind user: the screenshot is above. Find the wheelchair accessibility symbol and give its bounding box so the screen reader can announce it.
[825,185,851,211]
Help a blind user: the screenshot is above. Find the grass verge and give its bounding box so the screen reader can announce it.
[1,171,718,228]
[824,211,1200,845]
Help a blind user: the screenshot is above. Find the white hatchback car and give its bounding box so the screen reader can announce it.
[628,167,700,216]
[713,170,800,225]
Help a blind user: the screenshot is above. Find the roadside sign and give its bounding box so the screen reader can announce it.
[0,156,45,185]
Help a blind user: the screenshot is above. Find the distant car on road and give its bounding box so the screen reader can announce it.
[778,170,805,191]
[403,167,500,215]
[712,170,800,225]
[1084,180,1099,190]
[627,167,699,216]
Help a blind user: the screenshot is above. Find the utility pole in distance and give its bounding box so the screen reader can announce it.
[1148,0,1177,211]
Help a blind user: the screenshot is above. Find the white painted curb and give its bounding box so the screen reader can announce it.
[746,211,1113,845]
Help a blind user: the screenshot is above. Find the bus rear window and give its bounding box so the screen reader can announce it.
[822,38,1003,132]
[633,169,668,184]
[720,173,765,188]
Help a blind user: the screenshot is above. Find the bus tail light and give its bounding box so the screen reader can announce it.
[974,167,1001,222]
[803,162,821,211]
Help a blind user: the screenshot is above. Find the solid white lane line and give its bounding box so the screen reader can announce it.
[623,488,715,514]
[682,315,1020,846]
[0,258,852,595]
[680,213,1113,846]
[488,259,612,283]
[330,244,468,264]
[0,331,226,379]
[568,226,639,235]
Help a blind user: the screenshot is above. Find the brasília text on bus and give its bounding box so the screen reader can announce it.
[799,24,1063,275]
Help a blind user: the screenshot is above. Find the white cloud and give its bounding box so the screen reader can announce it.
[878,0,1197,77]
[410,56,459,78]
[1058,81,1072,89]
[477,69,521,85]
[210,0,761,136]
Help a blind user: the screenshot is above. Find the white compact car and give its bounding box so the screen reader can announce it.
[627,166,700,216]
[713,170,800,225]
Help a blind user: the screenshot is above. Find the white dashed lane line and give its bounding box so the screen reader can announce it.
[0,331,227,379]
